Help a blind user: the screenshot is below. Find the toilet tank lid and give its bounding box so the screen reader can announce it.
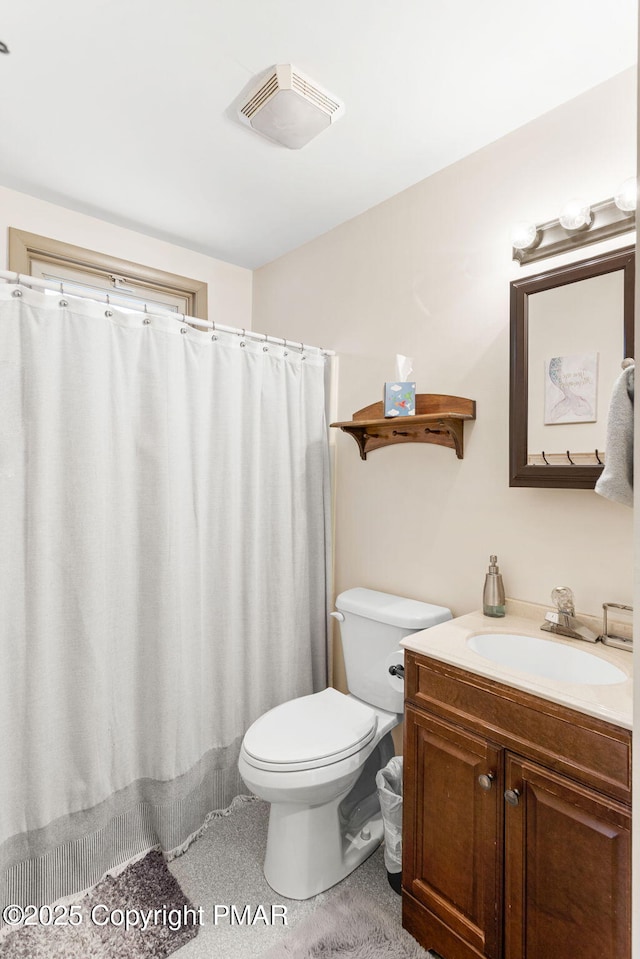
[335,588,452,630]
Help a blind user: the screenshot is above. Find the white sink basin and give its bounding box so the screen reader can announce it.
[467,633,626,686]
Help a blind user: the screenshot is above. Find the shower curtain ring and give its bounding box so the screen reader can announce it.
[283,338,288,356]
[211,319,217,341]
[105,292,113,318]
[180,313,188,334]
[58,281,68,308]
[240,328,246,347]
[263,333,269,352]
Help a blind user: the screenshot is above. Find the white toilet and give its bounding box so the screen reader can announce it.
[238,587,451,900]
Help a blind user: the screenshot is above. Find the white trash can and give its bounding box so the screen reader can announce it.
[376,755,403,894]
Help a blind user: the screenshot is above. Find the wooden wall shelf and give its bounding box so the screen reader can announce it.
[330,394,476,460]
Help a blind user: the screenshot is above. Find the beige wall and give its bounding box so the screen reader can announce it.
[0,185,253,326]
[253,69,636,693]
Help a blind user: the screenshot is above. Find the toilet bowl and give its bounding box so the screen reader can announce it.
[238,588,452,900]
[239,687,398,899]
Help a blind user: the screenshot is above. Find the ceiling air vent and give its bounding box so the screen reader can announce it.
[238,64,345,149]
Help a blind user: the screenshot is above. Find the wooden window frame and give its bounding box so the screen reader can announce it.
[8,228,208,320]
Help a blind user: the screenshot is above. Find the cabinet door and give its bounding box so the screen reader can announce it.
[404,706,503,958]
[504,754,631,959]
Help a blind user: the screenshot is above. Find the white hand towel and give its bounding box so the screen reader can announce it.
[595,365,634,507]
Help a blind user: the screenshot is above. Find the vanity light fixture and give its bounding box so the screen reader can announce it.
[614,177,638,213]
[511,221,539,252]
[513,179,637,265]
[558,198,592,231]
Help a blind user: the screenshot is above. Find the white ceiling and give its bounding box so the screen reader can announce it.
[0,1,637,269]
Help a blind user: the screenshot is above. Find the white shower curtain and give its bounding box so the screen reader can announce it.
[0,284,331,909]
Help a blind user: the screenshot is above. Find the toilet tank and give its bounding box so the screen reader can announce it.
[335,588,452,713]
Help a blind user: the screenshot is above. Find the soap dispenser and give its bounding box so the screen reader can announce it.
[483,555,505,618]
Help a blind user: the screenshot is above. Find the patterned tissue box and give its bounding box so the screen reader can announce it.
[384,381,416,417]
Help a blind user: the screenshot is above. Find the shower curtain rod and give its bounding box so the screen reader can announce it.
[0,269,335,357]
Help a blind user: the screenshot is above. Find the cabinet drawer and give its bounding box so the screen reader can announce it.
[405,652,631,803]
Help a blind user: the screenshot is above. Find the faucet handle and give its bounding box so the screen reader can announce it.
[545,609,572,628]
[551,586,575,615]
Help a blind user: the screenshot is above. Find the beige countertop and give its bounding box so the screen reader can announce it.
[400,599,633,730]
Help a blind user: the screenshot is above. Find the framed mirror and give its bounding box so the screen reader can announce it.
[510,246,635,489]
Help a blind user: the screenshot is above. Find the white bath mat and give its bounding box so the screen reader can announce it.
[259,888,434,959]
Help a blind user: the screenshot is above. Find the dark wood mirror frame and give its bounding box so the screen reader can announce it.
[510,246,635,489]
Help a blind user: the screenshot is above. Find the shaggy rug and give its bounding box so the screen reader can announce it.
[0,850,199,959]
[260,889,432,959]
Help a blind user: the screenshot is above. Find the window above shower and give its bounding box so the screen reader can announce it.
[8,227,208,320]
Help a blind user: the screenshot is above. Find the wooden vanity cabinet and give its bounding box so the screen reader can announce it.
[402,651,631,959]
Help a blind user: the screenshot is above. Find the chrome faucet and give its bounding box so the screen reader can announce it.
[540,587,599,643]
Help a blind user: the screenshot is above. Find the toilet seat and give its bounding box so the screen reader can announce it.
[242,688,377,772]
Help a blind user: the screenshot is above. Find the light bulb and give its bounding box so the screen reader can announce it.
[511,221,538,251]
[614,177,637,213]
[559,198,592,231]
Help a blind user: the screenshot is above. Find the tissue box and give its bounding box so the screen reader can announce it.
[384,381,416,417]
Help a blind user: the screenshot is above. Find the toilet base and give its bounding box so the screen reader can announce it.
[264,795,384,900]
[262,731,395,900]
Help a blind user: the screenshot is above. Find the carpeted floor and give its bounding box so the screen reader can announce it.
[1,798,437,959]
[167,797,435,959]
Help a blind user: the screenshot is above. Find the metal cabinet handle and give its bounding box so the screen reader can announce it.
[504,788,521,806]
[478,773,495,791]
